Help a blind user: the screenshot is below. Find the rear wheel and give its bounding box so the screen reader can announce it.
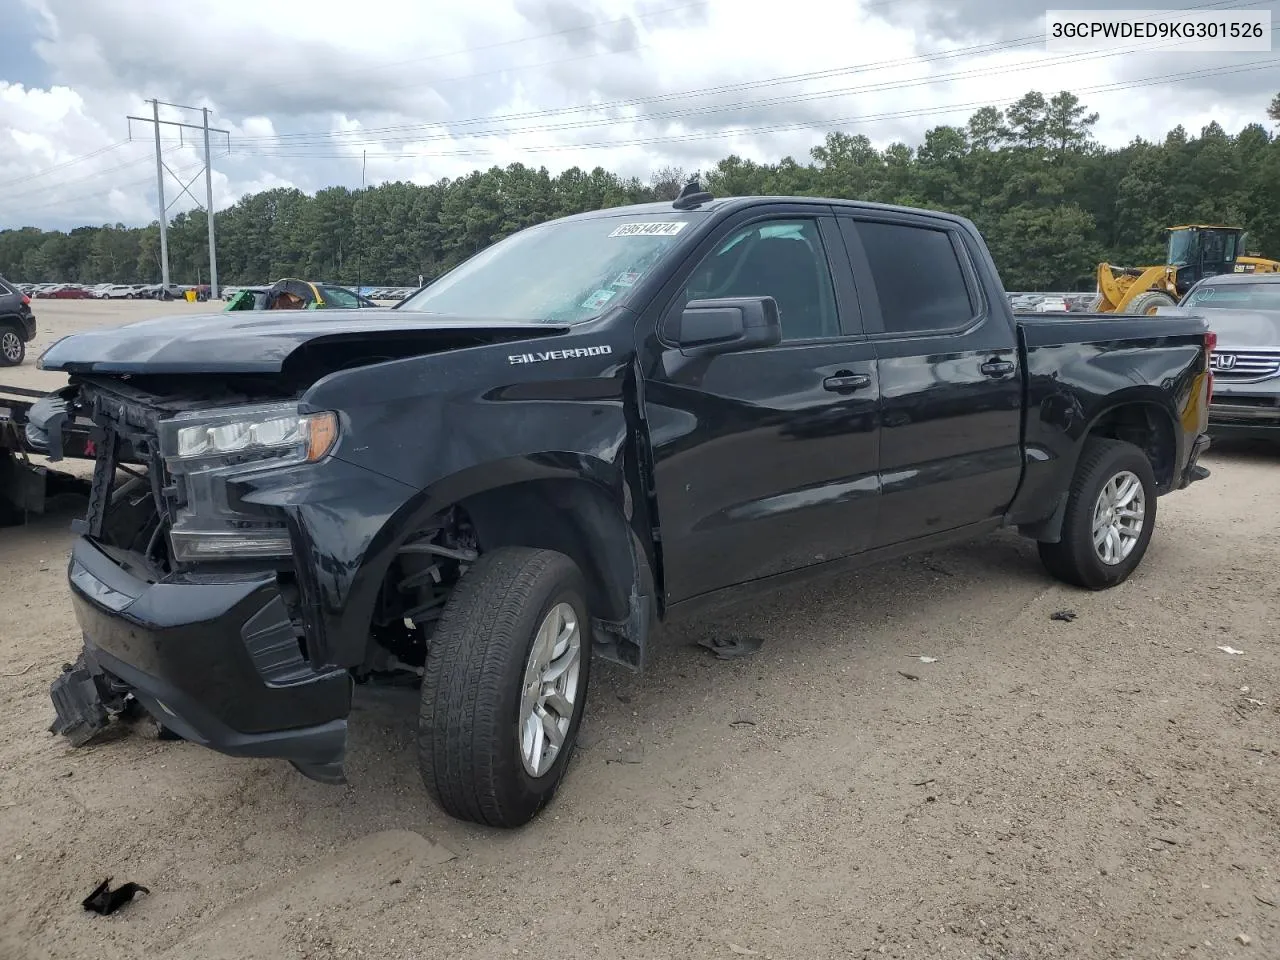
[418,546,591,828]
[1038,438,1157,590]
[0,326,25,366]
[1125,290,1177,315]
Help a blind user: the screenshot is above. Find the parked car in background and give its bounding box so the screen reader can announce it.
[0,273,36,366]
[43,285,93,299]
[1033,296,1070,313]
[133,283,189,300]
[100,284,142,299]
[223,278,376,311]
[1177,273,1280,441]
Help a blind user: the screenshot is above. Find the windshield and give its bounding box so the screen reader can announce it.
[1183,282,1280,311]
[397,212,703,323]
[1167,229,1198,266]
[318,285,363,308]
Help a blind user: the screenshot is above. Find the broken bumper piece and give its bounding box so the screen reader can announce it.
[51,536,352,785]
[48,655,131,747]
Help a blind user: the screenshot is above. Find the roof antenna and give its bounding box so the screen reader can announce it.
[672,176,713,211]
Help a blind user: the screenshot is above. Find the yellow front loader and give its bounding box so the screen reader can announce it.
[1094,225,1280,314]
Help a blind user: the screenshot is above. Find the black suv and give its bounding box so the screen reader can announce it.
[0,274,37,366]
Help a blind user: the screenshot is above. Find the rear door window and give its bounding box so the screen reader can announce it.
[845,220,978,335]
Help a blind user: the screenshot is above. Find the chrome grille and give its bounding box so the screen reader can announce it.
[1210,350,1280,382]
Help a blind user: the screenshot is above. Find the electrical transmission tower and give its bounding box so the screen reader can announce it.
[127,100,230,296]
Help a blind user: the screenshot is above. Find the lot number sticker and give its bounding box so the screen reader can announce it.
[608,221,688,238]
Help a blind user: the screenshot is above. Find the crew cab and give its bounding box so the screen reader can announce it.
[33,188,1213,828]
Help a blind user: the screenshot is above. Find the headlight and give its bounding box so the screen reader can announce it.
[157,402,339,563]
[159,402,338,471]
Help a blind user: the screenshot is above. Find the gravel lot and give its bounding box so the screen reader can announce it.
[1,301,1277,960]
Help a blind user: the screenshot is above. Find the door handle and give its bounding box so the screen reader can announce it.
[980,359,1016,378]
[822,371,871,392]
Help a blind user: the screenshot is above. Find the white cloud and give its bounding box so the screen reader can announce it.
[1,0,1275,229]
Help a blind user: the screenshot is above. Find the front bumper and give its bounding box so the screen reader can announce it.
[1208,397,1280,440]
[51,536,351,782]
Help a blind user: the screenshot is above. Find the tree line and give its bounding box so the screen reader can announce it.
[3,90,1279,293]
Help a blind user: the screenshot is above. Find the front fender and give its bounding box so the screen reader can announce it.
[243,331,648,666]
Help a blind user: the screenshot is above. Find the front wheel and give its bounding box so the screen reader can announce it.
[418,546,591,828]
[1038,438,1157,590]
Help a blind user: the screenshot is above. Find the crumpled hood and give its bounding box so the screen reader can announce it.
[37,308,570,374]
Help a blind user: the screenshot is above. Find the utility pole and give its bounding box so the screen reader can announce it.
[128,101,230,291]
[151,99,170,288]
[202,107,218,298]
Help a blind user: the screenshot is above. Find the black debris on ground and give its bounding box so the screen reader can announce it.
[82,878,149,916]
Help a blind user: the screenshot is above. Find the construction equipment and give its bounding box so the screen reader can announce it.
[1094,225,1280,315]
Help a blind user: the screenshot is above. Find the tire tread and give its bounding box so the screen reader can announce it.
[418,546,581,827]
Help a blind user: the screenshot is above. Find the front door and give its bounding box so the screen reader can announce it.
[639,206,880,606]
[836,214,1023,548]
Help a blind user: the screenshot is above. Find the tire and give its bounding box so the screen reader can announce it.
[125,294,134,300]
[418,546,592,827]
[0,326,25,366]
[1038,438,1157,590]
[1124,290,1177,315]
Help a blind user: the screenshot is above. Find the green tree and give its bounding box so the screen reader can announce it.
[4,89,1279,293]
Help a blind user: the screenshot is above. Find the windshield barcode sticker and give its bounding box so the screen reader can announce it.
[608,221,687,237]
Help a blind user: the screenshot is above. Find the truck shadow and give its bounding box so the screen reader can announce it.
[342,528,1055,807]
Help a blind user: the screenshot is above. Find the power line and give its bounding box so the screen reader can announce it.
[233,0,910,130]
[237,40,1280,159]
[6,149,158,203]
[0,140,131,189]
[11,157,210,217]
[235,0,1277,151]
[240,34,1053,144]
[7,0,1263,195]
[232,0,746,96]
[237,59,1280,162]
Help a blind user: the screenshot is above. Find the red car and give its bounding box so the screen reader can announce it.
[37,285,93,299]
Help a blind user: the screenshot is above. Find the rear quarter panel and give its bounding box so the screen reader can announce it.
[1007,313,1210,527]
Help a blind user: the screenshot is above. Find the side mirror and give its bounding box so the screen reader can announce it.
[663,297,782,356]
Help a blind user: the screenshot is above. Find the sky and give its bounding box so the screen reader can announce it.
[1,0,1278,230]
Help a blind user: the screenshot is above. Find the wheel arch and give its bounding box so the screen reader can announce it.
[340,455,656,671]
[1019,391,1179,543]
[1084,396,1179,492]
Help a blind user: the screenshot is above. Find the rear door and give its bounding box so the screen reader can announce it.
[640,204,880,604]
[836,213,1022,548]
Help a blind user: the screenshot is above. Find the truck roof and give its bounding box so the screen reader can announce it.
[557,195,978,230]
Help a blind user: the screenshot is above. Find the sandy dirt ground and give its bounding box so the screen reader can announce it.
[1,302,1277,960]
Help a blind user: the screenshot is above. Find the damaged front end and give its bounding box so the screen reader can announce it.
[46,374,356,783]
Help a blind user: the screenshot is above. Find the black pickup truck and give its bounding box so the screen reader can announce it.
[32,187,1213,828]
